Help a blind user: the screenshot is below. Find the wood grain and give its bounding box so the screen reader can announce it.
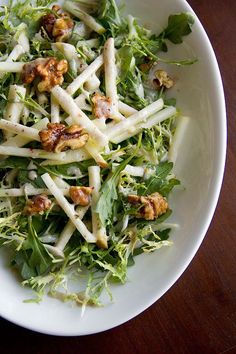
[0,1,235,353]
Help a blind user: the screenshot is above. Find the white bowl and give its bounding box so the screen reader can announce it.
[0,0,226,335]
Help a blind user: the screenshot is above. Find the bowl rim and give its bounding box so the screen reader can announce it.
[0,0,227,336]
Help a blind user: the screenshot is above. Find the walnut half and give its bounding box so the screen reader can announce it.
[22,57,68,92]
[91,93,113,120]
[23,194,52,216]
[41,5,74,42]
[154,70,174,89]
[128,192,168,220]
[69,186,93,206]
[39,123,89,153]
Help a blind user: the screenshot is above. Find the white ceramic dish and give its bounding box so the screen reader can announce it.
[0,0,226,336]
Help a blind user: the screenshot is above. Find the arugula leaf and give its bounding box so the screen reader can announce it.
[96,139,142,226]
[98,0,123,34]
[95,159,129,226]
[140,162,180,196]
[13,252,37,279]
[0,156,29,169]
[0,157,46,188]
[155,161,174,179]
[116,46,147,109]
[155,228,171,241]
[116,46,133,82]
[161,13,195,44]
[36,160,95,179]
[17,170,46,188]
[24,217,52,277]
[10,215,52,280]
[144,178,163,195]
[21,261,37,279]
[159,178,180,197]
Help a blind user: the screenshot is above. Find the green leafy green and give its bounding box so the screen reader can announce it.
[36,160,95,179]
[17,170,46,188]
[160,13,195,44]
[141,162,180,196]
[0,156,30,170]
[96,154,135,226]
[98,0,124,37]
[7,0,54,35]
[116,46,146,108]
[26,218,51,273]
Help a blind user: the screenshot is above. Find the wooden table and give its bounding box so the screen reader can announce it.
[0,1,235,353]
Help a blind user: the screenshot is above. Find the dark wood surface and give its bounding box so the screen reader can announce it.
[1,1,235,353]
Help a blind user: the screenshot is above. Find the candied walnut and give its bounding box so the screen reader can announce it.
[23,194,52,216]
[52,16,74,42]
[41,5,74,42]
[69,186,93,206]
[21,61,38,85]
[128,192,168,220]
[52,4,61,12]
[22,57,68,92]
[91,93,113,120]
[54,125,89,153]
[39,123,65,152]
[154,70,174,89]
[36,58,68,92]
[41,13,56,37]
[39,123,89,153]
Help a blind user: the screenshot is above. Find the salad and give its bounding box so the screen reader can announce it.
[0,0,194,308]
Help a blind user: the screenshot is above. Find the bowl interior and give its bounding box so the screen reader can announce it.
[0,0,226,335]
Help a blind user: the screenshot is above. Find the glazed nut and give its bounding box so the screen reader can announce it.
[39,123,65,152]
[154,70,174,89]
[22,57,68,92]
[23,194,52,216]
[54,131,89,153]
[41,13,56,37]
[128,192,168,220]
[52,17,74,42]
[52,4,61,12]
[91,93,113,120]
[41,6,74,42]
[69,186,93,206]
[39,123,89,153]
[37,58,68,92]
